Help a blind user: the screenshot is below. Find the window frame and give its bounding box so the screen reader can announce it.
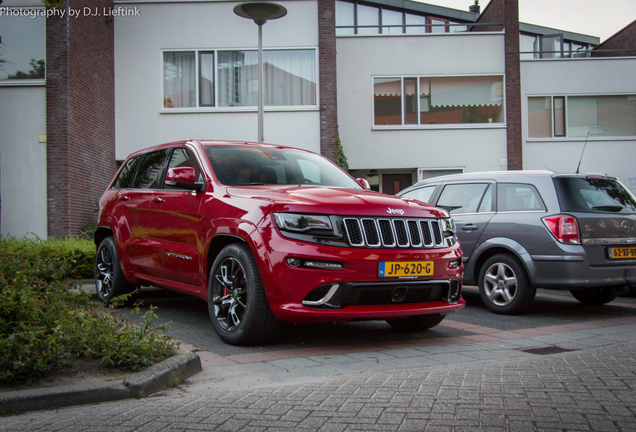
[0,7,46,86]
[527,94,636,140]
[373,74,506,129]
[161,48,319,113]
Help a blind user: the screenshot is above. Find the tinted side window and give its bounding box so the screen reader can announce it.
[112,156,143,189]
[134,150,170,189]
[497,183,546,212]
[164,148,203,190]
[437,183,490,214]
[554,177,636,213]
[401,185,436,204]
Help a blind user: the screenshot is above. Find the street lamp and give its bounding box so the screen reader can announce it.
[233,2,287,142]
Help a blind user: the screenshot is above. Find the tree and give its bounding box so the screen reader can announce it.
[335,128,349,171]
[8,58,45,79]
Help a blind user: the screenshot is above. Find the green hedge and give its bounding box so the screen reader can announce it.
[0,236,178,384]
[0,236,94,281]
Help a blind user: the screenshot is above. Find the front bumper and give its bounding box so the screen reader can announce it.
[259,229,464,323]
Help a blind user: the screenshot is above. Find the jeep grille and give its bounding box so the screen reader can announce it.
[343,217,445,248]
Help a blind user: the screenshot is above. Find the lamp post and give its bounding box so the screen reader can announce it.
[233,2,287,142]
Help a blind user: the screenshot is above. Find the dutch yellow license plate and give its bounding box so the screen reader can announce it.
[379,261,434,278]
[608,247,636,259]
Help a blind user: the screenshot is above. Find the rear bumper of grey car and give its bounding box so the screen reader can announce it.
[529,254,636,290]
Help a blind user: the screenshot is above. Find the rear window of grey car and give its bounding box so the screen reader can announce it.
[554,177,636,213]
[497,183,546,212]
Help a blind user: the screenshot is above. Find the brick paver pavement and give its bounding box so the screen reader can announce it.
[2,341,635,431]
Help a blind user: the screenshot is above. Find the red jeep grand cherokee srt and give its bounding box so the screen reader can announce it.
[95,140,464,345]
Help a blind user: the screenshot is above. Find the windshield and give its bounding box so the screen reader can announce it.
[204,145,361,188]
[554,177,636,214]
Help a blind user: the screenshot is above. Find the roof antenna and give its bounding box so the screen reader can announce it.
[575,131,590,174]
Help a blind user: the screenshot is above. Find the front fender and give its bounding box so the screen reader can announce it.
[465,237,535,286]
[203,218,274,295]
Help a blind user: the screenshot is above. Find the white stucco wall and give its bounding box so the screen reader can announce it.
[336,32,508,174]
[0,85,47,238]
[521,57,636,191]
[113,0,320,161]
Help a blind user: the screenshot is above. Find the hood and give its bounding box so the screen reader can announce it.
[226,185,448,218]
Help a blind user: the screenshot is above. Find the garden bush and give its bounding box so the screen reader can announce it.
[0,236,178,384]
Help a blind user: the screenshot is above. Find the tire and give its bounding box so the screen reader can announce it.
[208,243,278,345]
[570,287,619,306]
[94,237,136,305]
[386,314,445,331]
[478,254,536,315]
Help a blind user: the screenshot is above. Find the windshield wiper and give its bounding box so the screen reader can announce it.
[592,205,623,212]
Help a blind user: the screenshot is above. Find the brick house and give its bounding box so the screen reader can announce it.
[0,0,635,238]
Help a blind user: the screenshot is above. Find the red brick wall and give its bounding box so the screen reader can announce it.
[474,0,522,170]
[593,19,636,57]
[46,0,117,237]
[318,0,338,162]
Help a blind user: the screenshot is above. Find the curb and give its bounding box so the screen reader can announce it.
[0,352,202,414]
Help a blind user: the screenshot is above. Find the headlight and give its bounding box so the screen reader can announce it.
[274,213,333,233]
[442,217,457,246]
[442,218,455,233]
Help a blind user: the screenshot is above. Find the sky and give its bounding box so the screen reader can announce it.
[419,0,636,42]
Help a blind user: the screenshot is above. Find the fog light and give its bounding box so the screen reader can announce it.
[304,261,344,270]
[448,259,461,269]
[286,257,301,267]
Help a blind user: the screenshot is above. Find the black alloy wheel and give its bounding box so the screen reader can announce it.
[95,236,135,304]
[208,243,277,345]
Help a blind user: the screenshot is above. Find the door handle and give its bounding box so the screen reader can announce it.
[461,224,478,232]
[152,197,165,203]
[119,195,130,202]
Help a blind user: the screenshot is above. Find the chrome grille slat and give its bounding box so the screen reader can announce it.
[361,218,381,247]
[378,219,395,247]
[343,217,447,249]
[343,218,364,246]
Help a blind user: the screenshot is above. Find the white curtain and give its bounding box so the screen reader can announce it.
[163,52,195,108]
[218,49,315,107]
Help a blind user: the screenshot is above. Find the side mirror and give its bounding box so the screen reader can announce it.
[356,178,371,190]
[165,167,205,192]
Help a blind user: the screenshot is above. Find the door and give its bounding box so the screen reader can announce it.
[382,173,412,195]
[434,182,495,261]
[145,147,206,288]
[123,149,172,275]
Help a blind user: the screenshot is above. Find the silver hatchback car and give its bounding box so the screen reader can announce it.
[397,170,636,314]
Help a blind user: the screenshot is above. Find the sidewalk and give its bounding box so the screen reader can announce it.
[2,316,635,431]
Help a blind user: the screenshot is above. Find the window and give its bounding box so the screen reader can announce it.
[374,76,504,126]
[568,96,636,137]
[164,52,196,108]
[497,183,545,212]
[204,145,360,188]
[113,156,143,189]
[527,97,552,137]
[528,95,636,138]
[437,183,492,215]
[335,1,468,35]
[401,185,436,204]
[0,9,46,81]
[519,32,592,60]
[554,177,636,214]
[163,49,316,110]
[165,148,203,190]
[134,150,171,189]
